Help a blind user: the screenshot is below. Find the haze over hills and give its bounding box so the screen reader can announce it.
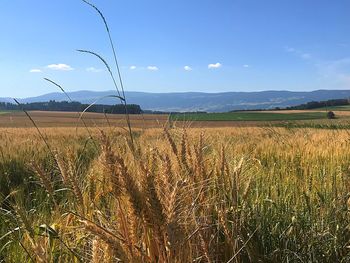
[1,89,350,112]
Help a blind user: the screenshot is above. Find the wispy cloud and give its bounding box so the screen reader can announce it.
[301,53,311,59]
[338,43,349,48]
[130,65,137,70]
[29,69,42,73]
[208,63,222,69]
[147,66,159,71]
[317,57,350,87]
[285,47,296,53]
[47,63,74,71]
[286,46,350,88]
[184,66,192,71]
[86,67,103,73]
[285,46,311,60]
[243,64,249,68]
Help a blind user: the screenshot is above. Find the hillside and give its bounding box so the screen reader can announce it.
[2,89,350,112]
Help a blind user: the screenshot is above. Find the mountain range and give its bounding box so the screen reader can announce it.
[2,89,350,112]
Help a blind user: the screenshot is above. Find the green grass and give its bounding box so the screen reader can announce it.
[171,111,327,121]
[276,121,350,129]
[0,110,21,115]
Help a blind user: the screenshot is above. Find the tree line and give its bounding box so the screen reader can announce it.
[0,100,143,114]
[285,98,350,110]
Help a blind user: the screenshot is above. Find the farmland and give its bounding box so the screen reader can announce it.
[1,110,350,262]
[171,111,327,121]
[0,111,168,128]
[1,109,349,129]
[2,0,350,261]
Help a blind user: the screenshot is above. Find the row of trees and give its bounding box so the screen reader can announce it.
[0,100,143,114]
[286,98,350,110]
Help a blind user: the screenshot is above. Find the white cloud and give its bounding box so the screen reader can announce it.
[184,66,192,71]
[29,69,42,73]
[130,65,137,70]
[147,66,159,71]
[243,64,249,68]
[86,67,103,73]
[47,63,74,71]
[208,63,222,69]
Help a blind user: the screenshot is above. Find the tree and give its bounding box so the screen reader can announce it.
[327,111,336,119]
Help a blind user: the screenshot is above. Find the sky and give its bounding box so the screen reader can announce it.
[0,0,350,98]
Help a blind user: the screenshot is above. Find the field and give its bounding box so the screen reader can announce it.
[0,111,169,128]
[1,110,350,129]
[1,110,350,262]
[3,0,350,261]
[171,111,327,121]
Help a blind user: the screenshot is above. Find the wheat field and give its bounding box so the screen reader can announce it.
[0,126,350,262]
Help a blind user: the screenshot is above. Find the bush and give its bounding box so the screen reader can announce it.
[327,111,336,119]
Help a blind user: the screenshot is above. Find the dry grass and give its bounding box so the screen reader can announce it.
[0,126,350,262]
[0,111,168,128]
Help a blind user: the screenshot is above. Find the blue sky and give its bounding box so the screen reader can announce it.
[1,0,350,97]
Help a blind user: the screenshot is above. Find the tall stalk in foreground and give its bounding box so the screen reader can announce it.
[80,0,134,147]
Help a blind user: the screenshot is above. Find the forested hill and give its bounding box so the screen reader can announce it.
[0,101,143,114]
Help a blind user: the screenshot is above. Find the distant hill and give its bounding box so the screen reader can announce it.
[2,89,350,112]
